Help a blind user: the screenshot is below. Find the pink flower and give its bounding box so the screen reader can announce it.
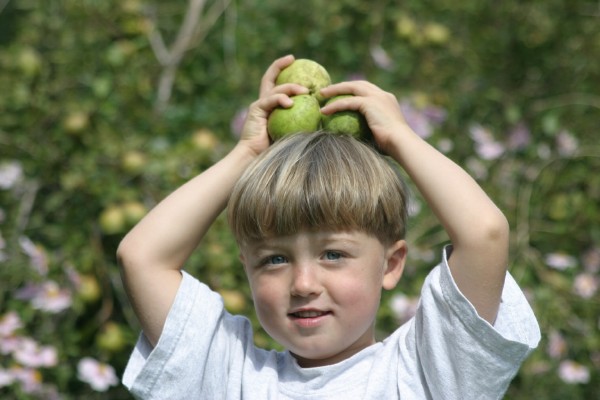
[558,360,590,384]
[230,107,248,139]
[370,45,394,70]
[547,330,567,359]
[573,273,599,299]
[582,247,600,274]
[30,281,72,313]
[556,130,578,157]
[0,312,23,337]
[77,357,119,392]
[19,236,48,275]
[13,338,57,368]
[469,124,505,160]
[545,252,577,270]
[0,335,21,355]
[507,122,531,150]
[400,101,446,139]
[389,294,419,324]
[10,367,43,394]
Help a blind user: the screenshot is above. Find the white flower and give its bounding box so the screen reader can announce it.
[582,247,600,273]
[507,122,531,150]
[547,330,567,359]
[13,338,57,368]
[469,124,505,160]
[30,281,72,313]
[0,368,15,388]
[544,252,577,270]
[9,367,43,394]
[556,130,578,157]
[573,273,599,299]
[389,294,419,323]
[19,236,48,276]
[0,312,23,337]
[0,161,23,190]
[370,45,394,70]
[77,357,119,392]
[558,360,590,384]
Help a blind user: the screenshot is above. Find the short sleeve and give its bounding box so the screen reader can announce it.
[122,271,254,399]
[414,245,540,399]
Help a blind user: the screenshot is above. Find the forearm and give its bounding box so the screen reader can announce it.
[387,126,508,323]
[117,143,258,273]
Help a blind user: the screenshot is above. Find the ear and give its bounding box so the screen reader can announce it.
[382,240,407,290]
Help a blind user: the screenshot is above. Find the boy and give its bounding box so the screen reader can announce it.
[119,55,540,399]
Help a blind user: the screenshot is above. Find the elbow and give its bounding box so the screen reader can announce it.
[116,234,143,273]
[475,211,510,249]
[457,209,509,251]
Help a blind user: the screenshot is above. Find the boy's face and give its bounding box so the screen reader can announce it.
[240,230,406,368]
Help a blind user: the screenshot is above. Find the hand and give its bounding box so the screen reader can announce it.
[239,55,309,156]
[320,81,411,155]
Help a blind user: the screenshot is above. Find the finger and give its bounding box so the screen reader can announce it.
[259,55,295,97]
[268,82,309,96]
[255,93,297,113]
[320,95,363,115]
[319,80,377,98]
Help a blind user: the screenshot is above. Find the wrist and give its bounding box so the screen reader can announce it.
[231,140,264,165]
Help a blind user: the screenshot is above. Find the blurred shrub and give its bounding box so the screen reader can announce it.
[0,0,598,398]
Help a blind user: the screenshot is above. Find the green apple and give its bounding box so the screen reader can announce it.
[267,94,321,140]
[321,95,371,140]
[276,59,331,103]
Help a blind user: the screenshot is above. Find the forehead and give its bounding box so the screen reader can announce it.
[240,230,382,255]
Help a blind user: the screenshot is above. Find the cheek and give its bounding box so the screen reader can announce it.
[330,275,382,312]
[249,277,283,315]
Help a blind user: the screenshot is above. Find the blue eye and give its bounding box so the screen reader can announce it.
[324,251,342,261]
[266,255,287,265]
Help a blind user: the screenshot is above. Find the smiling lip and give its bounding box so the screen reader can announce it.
[288,309,332,328]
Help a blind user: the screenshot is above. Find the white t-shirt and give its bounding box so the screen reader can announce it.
[123,247,540,399]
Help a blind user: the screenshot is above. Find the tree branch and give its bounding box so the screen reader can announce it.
[149,0,232,114]
[0,0,10,15]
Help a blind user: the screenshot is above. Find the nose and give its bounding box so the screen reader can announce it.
[290,263,322,297]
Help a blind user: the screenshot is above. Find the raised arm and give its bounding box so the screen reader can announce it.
[321,82,509,324]
[117,55,308,345]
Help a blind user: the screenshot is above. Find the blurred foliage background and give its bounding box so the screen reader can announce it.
[1,0,599,398]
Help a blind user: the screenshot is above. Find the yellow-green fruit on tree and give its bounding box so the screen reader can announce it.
[99,205,127,234]
[219,289,247,314]
[276,59,331,103]
[122,201,147,226]
[267,94,321,140]
[321,95,371,140]
[97,322,126,352]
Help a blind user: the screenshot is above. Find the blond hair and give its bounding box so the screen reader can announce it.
[227,132,409,245]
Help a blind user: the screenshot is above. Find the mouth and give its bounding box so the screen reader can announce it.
[287,309,332,328]
[288,310,331,318]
